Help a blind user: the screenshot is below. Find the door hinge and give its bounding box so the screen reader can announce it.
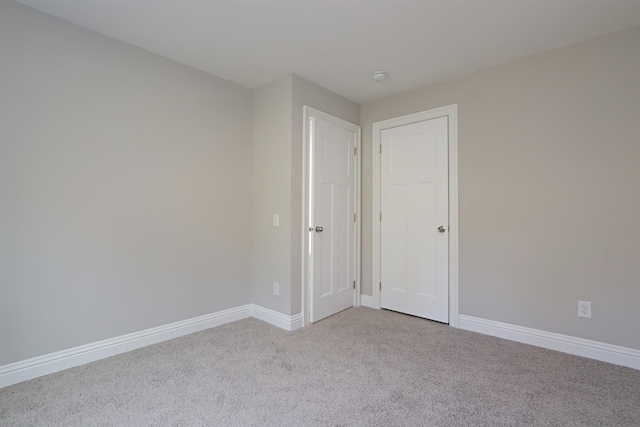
[380,145,382,154]
[379,212,382,222]
[353,280,356,289]
[379,282,382,291]
[354,146,357,156]
[354,213,356,222]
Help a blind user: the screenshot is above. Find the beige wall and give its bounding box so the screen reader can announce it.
[360,27,640,349]
[1,1,254,364]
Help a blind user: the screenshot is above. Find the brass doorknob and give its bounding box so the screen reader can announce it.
[438,226,446,233]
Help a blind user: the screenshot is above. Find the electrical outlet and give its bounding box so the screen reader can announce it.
[273,282,280,296]
[578,301,591,318]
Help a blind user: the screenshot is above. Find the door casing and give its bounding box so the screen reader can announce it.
[302,106,361,327]
[372,104,459,327]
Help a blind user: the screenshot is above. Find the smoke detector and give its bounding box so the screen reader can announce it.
[372,71,387,82]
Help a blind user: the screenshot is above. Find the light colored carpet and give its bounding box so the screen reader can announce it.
[1,307,639,426]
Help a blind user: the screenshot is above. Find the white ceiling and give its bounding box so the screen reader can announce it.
[13,0,640,104]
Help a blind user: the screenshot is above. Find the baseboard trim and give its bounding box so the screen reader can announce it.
[9,308,635,389]
[360,295,380,309]
[458,315,640,370]
[0,303,306,388]
[250,304,303,331]
[0,305,253,388]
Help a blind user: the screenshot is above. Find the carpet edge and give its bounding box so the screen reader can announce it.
[0,305,253,388]
[459,314,640,370]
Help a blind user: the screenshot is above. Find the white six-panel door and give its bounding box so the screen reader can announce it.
[309,111,359,323]
[380,116,449,322]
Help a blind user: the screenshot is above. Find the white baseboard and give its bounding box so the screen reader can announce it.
[7,308,635,389]
[0,303,307,388]
[0,305,253,388]
[360,295,380,309]
[458,315,640,370]
[250,304,303,331]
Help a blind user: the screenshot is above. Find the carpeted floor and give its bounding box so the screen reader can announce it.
[1,307,639,426]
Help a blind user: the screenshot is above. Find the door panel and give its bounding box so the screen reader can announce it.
[388,184,408,292]
[417,181,437,297]
[310,114,357,323]
[381,117,449,322]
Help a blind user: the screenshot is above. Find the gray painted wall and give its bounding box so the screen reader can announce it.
[2,0,637,368]
[1,1,253,364]
[360,27,640,349]
[290,75,360,315]
[251,75,294,315]
[251,74,359,316]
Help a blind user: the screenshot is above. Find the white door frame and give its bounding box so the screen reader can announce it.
[302,106,362,327]
[372,104,459,327]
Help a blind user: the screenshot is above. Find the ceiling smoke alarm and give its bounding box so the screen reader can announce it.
[372,71,387,82]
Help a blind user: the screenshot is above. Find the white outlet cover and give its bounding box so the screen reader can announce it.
[273,214,279,227]
[578,300,592,318]
[273,281,280,296]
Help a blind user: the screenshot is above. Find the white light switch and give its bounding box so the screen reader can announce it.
[273,214,279,227]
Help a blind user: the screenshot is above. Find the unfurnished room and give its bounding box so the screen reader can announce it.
[1,0,639,425]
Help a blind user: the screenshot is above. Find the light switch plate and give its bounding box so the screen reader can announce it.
[273,214,279,227]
